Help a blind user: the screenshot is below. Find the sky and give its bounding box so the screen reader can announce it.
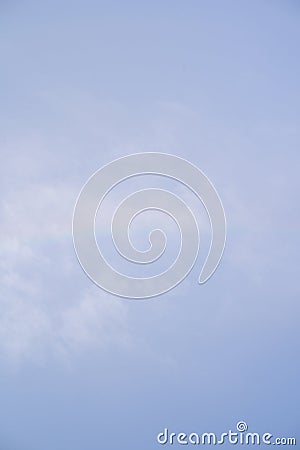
[0,1,299,449]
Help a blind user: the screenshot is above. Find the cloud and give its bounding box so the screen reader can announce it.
[0,140,129,367]
[1,97,299,367]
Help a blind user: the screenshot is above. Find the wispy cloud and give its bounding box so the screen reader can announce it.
[0,142,129,367]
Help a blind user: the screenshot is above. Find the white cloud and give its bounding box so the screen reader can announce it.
[0,142,130,367]
[1,98,298,367]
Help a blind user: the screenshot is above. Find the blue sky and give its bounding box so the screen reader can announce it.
[0,1,299,449]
